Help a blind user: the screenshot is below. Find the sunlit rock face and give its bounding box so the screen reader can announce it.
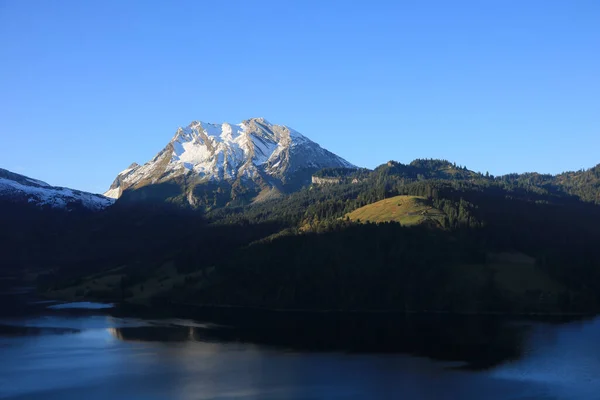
[104,118,355,205]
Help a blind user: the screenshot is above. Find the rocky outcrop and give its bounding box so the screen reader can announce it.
[311,176,341,185]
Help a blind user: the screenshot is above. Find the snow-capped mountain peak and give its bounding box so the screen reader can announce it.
[0,168,114,210]
[105,118,355,201]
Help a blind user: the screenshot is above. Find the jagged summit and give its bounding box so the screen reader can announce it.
[104,118,355,203]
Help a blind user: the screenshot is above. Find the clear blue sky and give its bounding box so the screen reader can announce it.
[1,0,599,193]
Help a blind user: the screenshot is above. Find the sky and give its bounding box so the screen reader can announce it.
[0,0,599,193]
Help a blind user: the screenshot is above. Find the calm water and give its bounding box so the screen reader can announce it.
[1,281,600,399]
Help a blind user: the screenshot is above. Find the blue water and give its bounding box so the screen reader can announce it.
[1,291,600,399]
[47,301,114,310]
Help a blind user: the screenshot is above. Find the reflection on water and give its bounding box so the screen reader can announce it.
[109,314,527,370]
[1,290,600,400]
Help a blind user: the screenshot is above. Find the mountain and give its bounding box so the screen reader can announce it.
[104,118,355,207]
[0,168,114,210]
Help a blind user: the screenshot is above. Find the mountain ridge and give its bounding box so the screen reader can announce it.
[0,168,114,210]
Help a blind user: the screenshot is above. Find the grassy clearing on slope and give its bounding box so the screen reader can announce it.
[346,195,446,227]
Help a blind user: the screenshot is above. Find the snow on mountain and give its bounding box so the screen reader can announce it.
[105,118,355,200]
[0,168,114,210]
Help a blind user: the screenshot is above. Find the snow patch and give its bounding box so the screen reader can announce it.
[103,187,121,199]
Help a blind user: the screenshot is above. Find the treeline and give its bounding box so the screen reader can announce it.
[499,164,600,204]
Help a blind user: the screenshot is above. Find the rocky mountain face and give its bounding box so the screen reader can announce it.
[105,118,355,207]
[0,168,114,210]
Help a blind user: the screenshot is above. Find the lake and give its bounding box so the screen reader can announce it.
[1,280,600,399]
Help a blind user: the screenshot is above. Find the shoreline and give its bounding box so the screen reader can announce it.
[113,299,596,320]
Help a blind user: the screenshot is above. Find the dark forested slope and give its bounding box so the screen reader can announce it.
[4,159,600,314]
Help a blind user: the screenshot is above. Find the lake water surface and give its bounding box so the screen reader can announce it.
[1,281,600,399]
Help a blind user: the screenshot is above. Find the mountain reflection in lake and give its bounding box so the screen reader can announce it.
[110,314,527,370]
[2,298,600,400]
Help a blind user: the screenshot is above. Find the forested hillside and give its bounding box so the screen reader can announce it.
[6,159,600,315]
